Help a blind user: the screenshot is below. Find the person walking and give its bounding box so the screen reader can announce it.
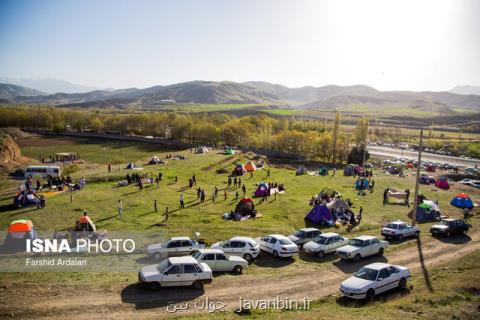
[180,193,185,208]
[154,199,158,213]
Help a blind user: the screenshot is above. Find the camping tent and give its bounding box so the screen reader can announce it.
[426,164,436,172]
[232,164,246,176]
[419,175,435,184]
[327,198,349,213]
[343,164,355,176]
[126,163,136,169]
[423,200,440,212]
[435,176,450,190]
[318,167,328,176]
[296,165,307,175]
[148,156,163,165]
[196,146,208,154]
[305,204,334,225]
[254,182,269,197]
[233,198,256,218]
[225,148,235,155]
[244,162,257,172]
[408,204,439,222]
[354,178,369,190]
[13,190,40,208]
[450,193,474,209]
[387,165,403,175]
[406,162,414,169]
[3,220,39,252]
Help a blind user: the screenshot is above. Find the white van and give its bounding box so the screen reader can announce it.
[24,166,61,179]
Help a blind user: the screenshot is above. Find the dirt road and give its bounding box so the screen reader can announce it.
[1,232,479,319]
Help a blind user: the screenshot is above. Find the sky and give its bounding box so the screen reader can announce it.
[0,0,479,91]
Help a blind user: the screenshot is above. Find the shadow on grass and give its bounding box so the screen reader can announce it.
[332,255,388,274]
[252,253,295,268]
[431,234,471,245]
[416,237,434,292]
[121,283,204,310]
[95,214,118,223]
[298,251,339,264]
[336,286,412,307]
[0,204,17,213]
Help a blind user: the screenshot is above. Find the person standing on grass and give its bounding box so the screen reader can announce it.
[155,177,159,188]
[108,164,111,173]
[224,189,227,200]
[267,168,270,177]
[250,171,253,179]
[242,184,246,196]
[212,191,215,203]
[357,206,363,224]
[201,189,205,203]
[214,186,218,198]
[238,177,241,188]
[228,176,232,188]
[154,199,158,213]
[233,177,237,188]
[192,174,196,185]
[158,172,162,181]
[175,176,178,183]
[463,208,469,222]
[197,187,201,199]
[180,193,185,208]
[117,200,123,217]
[274,190,277,201]
[164,207,169,222]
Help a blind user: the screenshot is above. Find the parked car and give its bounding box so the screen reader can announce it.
[211,236,260,262]
[147,237,205,260]
[138,256,212,290]
[256,234,299,258]
[381,221,420,240]
[336,236,389,261]
[303,232,348,258]
[287,227,322,247]
[430,219,470,237]
[192,249,248,274]
[340,263,410,300]
[464,167,480,175]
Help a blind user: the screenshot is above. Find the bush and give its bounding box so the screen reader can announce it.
[347,146,370,165]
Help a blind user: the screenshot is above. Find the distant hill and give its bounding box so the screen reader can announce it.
[2,80,480,114]
[450,85,480,96]
[0,83,45,100]
[0,77,110,94]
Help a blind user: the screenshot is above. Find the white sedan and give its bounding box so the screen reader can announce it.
[192,249,248,274]
[256,234,299,258]
[303,232,349,258]
[340,263,410,300]
[381,221,420,240]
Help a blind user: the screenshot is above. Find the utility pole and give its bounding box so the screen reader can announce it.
[412,127,424,226]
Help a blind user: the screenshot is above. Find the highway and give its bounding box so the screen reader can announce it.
[367,145,480,168]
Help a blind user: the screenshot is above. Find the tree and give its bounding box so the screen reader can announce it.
[354,117,369,146]
[347,146,370,164]
[331,111,341,163]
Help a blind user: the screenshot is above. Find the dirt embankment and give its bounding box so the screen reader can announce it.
[0,134,21,164]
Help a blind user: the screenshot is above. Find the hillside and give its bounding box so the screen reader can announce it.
[451,85,480,96]
[0,83,45,100]
[2,81,480,114]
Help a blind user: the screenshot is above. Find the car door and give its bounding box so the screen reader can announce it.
[260,237,270,252]
[229,241,241,256]
[405,225,414,237]
[362,239,373,256]
[329,236,342,252]
[201,253,216,271]
[162,264,183,286]
[182,264,201,285]
[375,268,393,294]
[268,237,277,253]
[215,253,230,272]
[234,241,247,256]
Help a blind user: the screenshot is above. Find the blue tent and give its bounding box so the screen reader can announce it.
[354,178,369,190]
[305,205,334,224]
[450,194,474,209]
[409,205,439,222]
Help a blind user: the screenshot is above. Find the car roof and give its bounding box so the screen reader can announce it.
[170,236,191,241]
[364,262,394,270]
[318,232,340,238]
[387,220,407,225]
[196,248,224,254]
[354,235,377,241]
[231,236,255,242]
[442,218,459,222]
[268,234,289,240]
[298,228,319,232]
[168,256,198,264]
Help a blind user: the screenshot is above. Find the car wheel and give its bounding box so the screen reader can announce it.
[243,253,253,262]
[317,251,325,258]
[153,253,161,260]
[354,254,361,261]
[365,289,375,301]
[273,250,279,258]
[233,265,243,275]
[192,280,204,290]
[377,248,384,257]
[398,277,407,289]
[148,282,161,291]
[415,231,420,238]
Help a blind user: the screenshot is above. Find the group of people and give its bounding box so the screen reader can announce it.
[227,176,243,188]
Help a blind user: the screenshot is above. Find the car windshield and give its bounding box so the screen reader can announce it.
[349,239,365,247]
[162,240,170,247]
[439,220,451,226]
[156,260,171,273]
[294,231,306,238]
[355,267,378,281]
[386,224,399,229]
[192,251,202,259]
[279,239,292,245]
[314,236,327,245]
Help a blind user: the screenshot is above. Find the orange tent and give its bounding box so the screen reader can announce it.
[244,162,257,172]
[8,220,33,233]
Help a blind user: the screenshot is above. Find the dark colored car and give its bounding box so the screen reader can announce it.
[430,219,470,237]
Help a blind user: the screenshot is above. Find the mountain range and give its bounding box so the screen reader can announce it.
[0,77,109,94]
[1,80,480,114]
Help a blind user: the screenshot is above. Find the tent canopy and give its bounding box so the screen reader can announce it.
[232,164,246,176]
[450,193,474,209]
[435,176,450,190]
[8,219,33,233]
[344,164,355,176]
[296,165,307,175]
[225,148,235,155]
[305,204,333,224]
[244,162,257,172]
[254,182,269,197]
[196,146,208,154]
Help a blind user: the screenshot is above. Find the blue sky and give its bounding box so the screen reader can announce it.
[0,0,479,91]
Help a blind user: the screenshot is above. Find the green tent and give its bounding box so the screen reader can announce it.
[225,148,235,155]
